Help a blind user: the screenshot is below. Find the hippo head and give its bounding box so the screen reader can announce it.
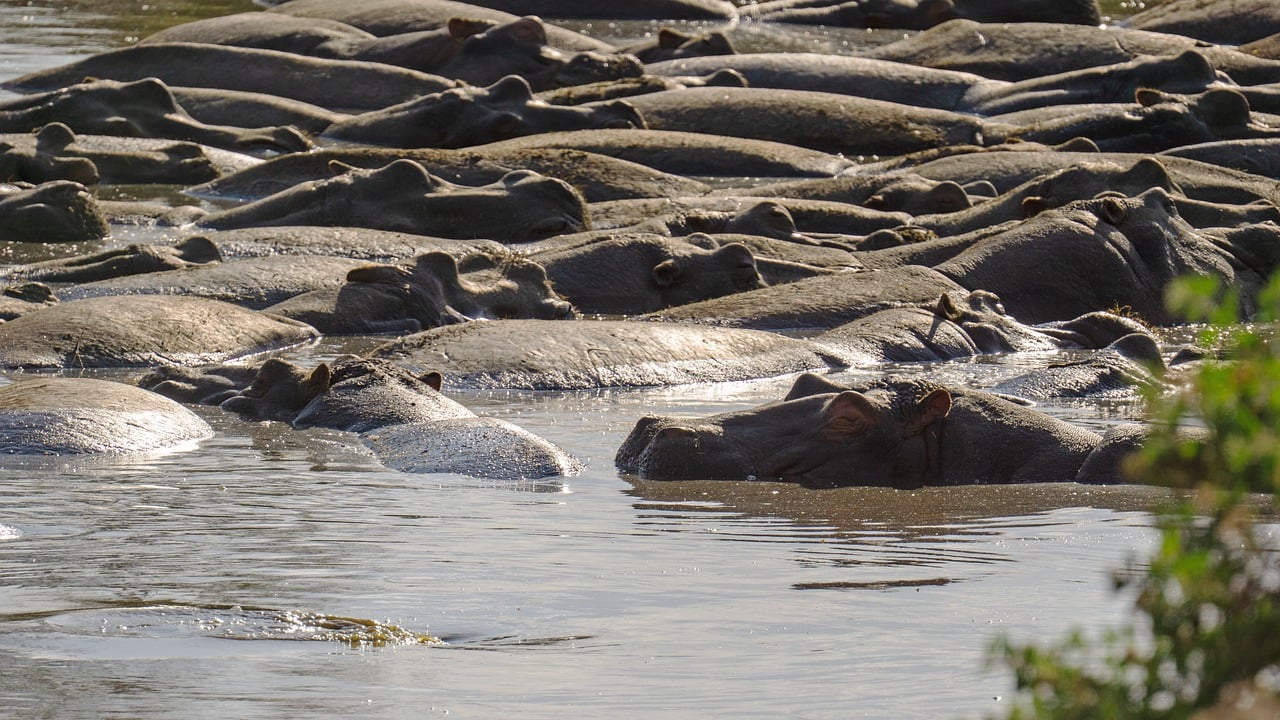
[624,28,736,64]
[616,374,952,487]
[338,251,576,331]
[0,179,109,242]
[716,201,819,244]
[444,16,642,90]
[865,177,972,215]
[220,358,333,422]
[931,291,1059,353]
[1020,157,1179,218]
[0,126,99,185]
[324,75,645,148]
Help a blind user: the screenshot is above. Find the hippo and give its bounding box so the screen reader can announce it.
[0,295,318,369]
[143,15,642,91]
[536,70,749,107]
[197,159,589,241]
[525,233,765,314]
[0,378,212,457]
[647,264,965,332]
[168,86,344,135]
[60,255,369,308]
[991,332,1167,401]
[4,236,221,284]
[932,189,1278,324]
[991,88,1280,154]
[473,128,854,178]
[187,145,707,204]
[369,319,846,390]
[459,0,737,20]
[589,196,909,239]
[322,75,645,149]
[813,291,1153,364]
[217,357,581,479]
[646,53,997,111]
[0,78,312,155]
[622,86,988,156]
[740,172,985,217]
[2,43,457,112]
[181,227,506,262]
[615,373,1123,487]
[264,251,576,334]
[266,0,619,53]
[747,0,959,30]
[619,29,736,64]
[25,122,221,185]
[1123,0,1280,46]
[857,19,1280,85]
[1163,138,1280,181]
[0,180,108,243]
[0,282,57,320]
[0,136,99,185]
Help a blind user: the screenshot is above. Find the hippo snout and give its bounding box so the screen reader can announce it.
[616,416,751,481]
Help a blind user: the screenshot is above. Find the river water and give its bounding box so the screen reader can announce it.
[0,2,1180,718]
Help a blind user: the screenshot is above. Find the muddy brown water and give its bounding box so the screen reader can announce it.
[0,2,1222,718]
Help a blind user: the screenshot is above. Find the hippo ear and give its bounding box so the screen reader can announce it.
[822,391,880,439]
[415,252,462,282]
[1099,196,1126,225]
[685,232,719,250]
[502,16,548,44]
[1199,88,1250,129]
[487,75,534,101]
[1123,157,1175,193]
[926,181,971,213]
[785,372,847,400]
[346,263,407,285]
[934,293,963,321]
[652,258,683,287]
[327,159,358,176]
[657,28,690,49]
[1134,88,1168,107]
[420,371,443,392]
[174,235,222,264]
[447,16,496,39]
[1021,195,1049,217]
[304,363,333,400]
[36,122,77,151]
[904,388,952,436]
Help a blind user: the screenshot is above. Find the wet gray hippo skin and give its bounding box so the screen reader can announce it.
[198,159,589,242]
[0,378,212,456]
[0,180,108,243]
[525,233,766,315]
[218,357,581,479]
[322,75,645,149]
[623,86,987,156]
[1123,0,1280,46]
[0,282,57,320]
[932,189,1278,324]
[535,69,749,107]
[616,373,1116,487]
[144,15,642,91]
[461,0,737,20]
[264,251,576,334]
[0,295,318,369]
[61,255,368,309]
[266,0,619,52]
[2,43,457,112]
[369,319,846,390]
[4,237,221,284]
[0,78,311,155]
[185,227,506,263]
[588,196,908,239]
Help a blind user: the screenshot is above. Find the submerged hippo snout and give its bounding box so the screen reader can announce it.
[616,416,751,481]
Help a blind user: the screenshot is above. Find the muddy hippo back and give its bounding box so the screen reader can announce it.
[0,378,212,455]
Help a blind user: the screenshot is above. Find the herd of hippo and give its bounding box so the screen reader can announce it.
[1,0,1278,486]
